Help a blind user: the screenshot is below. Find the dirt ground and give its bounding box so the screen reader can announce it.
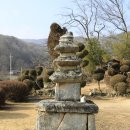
[0,101,36,130]
[0,83,130,130]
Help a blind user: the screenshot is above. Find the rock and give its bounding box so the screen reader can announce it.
[111,90,117,96]
[80,95,87,102]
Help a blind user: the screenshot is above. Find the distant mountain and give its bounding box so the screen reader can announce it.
[0,34,49,75]
[74,36,86,43]
[22,39,47,45]
[22,37,85,45]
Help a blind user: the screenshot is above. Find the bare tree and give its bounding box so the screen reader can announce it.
[94,0,128,39]
[62,0,105,41]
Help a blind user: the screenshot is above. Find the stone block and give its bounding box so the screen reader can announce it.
[36,100,98,114]
[57,113,87,130]
[55,83,81,101]
[36,112,87,130]
[36,112,64,130]
[88,114,96,130]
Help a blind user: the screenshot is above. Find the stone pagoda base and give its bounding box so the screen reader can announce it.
[36,100,98,130]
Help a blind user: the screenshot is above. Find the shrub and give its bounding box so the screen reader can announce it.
[82,50,89,56]
[29,75,36,81]
[45,68,54,76]
[126,78,130,87]
[121,60,130,66]
[120,65,130,73]
[0,80,30,102]
[22,70,29,75]
[23,79,34,91]
[47,23,67,60]
[102,65,108,71]
[35,66,43,76]
[42,68,53,84]
[114,82,127,94]
[17,75,30,81]
[23,78,41,91]
[36,76,44,88]
[77,43,85,52]
[111,63,120,70]
[80,60,89,68]
[110,74,127,87]
[93,73,104,93]
[80,81,86,88]
[0,87,6,106]
[93,68,105,93]
[43,76,51,83]
[93,68,105,74]
[108,68,118,76]
[77,52,85,59]
[93,73,104,81]
[29,69,37,77]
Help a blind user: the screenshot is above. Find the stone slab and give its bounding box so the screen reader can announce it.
[88,114,96,130]
[57,113,87,130]
[36,112,88,130]
[36,100,98,114]
[36,112,64,130]
[55,83,81,101]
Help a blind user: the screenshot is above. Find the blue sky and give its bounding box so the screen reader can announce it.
[0,0,73,39]
[0,0,129,39]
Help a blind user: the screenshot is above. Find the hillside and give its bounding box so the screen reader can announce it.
[0,34,49,75]
[100,32,130,56]
[22,39,47,45]
[22,37,85,45]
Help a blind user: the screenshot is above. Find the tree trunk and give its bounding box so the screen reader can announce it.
[98,81,102,94]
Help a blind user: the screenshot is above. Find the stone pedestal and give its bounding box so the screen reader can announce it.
[36,100,98,130]
[36,32,98,130]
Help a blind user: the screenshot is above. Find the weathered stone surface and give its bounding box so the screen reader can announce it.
[49,70,83,83]
[36,112,65,130]
[55,83,81,101]
[36,100,98,114]
[36,112,87,130]
[88,114,96,130]
[59,32,73,43]
[55,44,79,53]
[58,66,79,71]
[54,59,81,66]
[42,88,55,97]
[57,113,87,130]
[49,32,84,83]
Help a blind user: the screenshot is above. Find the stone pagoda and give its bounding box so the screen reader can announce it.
[36,32,98,130]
